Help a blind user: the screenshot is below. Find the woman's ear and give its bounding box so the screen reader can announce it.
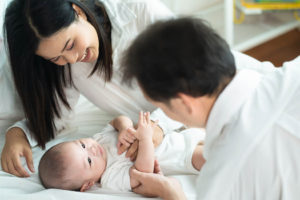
[72,4,87,20]
[80,181,95,192]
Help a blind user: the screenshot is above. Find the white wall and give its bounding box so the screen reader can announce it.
[0,0,13,38]
[161,0,222,15]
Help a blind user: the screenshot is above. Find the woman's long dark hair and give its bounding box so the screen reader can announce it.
[4,0,112,148]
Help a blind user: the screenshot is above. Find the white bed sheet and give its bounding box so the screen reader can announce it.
[0,96,198,200]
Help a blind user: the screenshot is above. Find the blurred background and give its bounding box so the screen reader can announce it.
[1,0,300,66]
[162,0,300,66]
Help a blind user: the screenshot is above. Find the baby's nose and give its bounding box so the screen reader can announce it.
[89,146,97,156]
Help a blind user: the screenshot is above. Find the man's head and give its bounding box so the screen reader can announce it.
[39,138,107,192]
[122,17,236,127]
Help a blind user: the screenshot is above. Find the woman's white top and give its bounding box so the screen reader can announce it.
[2,0,174,146]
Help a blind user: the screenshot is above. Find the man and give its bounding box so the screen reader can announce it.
[121,17,300,200]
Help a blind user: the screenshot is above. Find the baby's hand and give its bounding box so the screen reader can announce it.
[135,111,157,141]
[117,128,136,153]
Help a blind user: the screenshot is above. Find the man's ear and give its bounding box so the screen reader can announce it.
[80,181,95,192]
[177,93,195,114]
[72,4,87,20]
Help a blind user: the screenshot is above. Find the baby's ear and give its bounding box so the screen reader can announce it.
[80,181,95,192]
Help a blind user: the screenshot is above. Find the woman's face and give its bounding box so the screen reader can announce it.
[36,4,99,65]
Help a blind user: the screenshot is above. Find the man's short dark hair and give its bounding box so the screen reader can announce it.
[122,17,236,102]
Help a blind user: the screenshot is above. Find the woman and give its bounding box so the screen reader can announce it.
[1,0,174,177]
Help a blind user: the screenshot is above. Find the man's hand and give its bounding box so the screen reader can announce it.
[117,128,136,152]
[131,160,186,200]
[118,121,164,161]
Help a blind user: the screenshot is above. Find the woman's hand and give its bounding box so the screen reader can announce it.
[1,127,34,177]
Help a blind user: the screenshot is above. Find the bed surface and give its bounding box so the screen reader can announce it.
[0,96,198,200]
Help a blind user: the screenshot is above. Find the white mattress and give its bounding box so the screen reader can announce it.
[0,96,198,200]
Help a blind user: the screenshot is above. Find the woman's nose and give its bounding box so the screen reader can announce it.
[64,52,78,64]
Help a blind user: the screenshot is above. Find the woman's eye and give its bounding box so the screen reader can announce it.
[88,157,92,166]
[81,143,85,148]
[67,42,74,50]
[52,56,60,62]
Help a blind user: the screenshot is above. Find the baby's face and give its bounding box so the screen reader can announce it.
[61,138,107,186]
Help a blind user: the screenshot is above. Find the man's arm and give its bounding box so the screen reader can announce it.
[130,161,187,200]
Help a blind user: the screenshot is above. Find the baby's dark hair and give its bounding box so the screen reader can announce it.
[38,142,80,190]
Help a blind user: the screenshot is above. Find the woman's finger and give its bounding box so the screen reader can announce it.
[12,155,29,177]
[7,159,23,177]
[1,155,8,173]
[24,149,35,173]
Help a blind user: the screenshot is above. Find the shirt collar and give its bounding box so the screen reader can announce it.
[99,0,137,35]
[204,69,262,159]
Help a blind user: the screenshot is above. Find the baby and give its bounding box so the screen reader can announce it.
[38,109,206,192]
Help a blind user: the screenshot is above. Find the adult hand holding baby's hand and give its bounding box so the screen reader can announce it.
[117,112,160,161]
[117,128,136,153]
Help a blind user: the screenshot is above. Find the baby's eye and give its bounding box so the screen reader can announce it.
[81,143,86,148]
[88,157,92,166]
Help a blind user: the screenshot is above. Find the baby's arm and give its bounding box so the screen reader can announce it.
[134,111,155,172]
[110,115,133,132]
[130,112,156,188]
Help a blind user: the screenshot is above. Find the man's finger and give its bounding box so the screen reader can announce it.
[126,140,138,158]
[118,143,128,154]
[130,151,138,161]
[131,168,143,180]
[120,138,130,147]
[132,185,145,195]
[124,135,134,143]
[154,159,163,175]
